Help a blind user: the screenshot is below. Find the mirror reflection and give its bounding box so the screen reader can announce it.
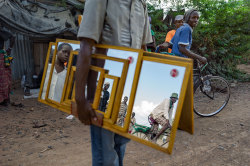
[107,49,138,107]
[41,44,55,100]
[91,55,126,115]
[65,66,76,102]
[129,60,186,148]
[99,81,111,112]
[117,96,128,126]
[97,74,119,118]
[47,43,73,102]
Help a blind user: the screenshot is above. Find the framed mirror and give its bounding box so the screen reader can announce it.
[64,50,130,120]
[39,40,194,154]
[94,45,144,130]
[41,39,80,113]
[102,54,193,154]
[128,57,186,147]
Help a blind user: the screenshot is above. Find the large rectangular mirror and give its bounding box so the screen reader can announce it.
[102,54,193,154]
[128,57,186,148]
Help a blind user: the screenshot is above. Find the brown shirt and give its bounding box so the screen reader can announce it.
[77,0,152,49]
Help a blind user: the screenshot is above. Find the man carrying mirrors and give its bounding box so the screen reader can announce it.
[76,0,153,165]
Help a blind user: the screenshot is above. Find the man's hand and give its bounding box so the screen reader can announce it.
[179,44,208,64]
[73,99,103,126]
[159,42,169,49]
[75,38,98,125]
[199,56,207,65]
[76,99,96,125]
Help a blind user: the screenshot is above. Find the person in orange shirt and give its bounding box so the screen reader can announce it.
[159,15,184,53]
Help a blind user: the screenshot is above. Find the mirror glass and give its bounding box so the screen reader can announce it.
[107,49,138,106]
[41,44,55,100]
[128,60,186,148]
[98,77,114,112]
[101,49,139,125]
[92,55,125,114]
[47,42,79,103]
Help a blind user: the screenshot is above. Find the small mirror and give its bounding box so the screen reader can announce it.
[98,74,119,118]
[98,79,113,112]
[94,48,141,125]
[128,60,186,148]
[40,43,55,100]
[91,53,129,118]
[107,49,139,109]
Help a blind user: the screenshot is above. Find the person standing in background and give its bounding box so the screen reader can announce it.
[159,15,183,53]
[99,82,110,112]
[0,27,15,106]
[170,9,207,64]
[146,16,156,52]
[117,96,128,126]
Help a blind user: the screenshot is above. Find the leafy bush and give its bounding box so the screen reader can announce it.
[148,0,250,81]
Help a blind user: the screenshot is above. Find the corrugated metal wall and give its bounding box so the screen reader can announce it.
[11,34,34,80]
[33,42,49,75]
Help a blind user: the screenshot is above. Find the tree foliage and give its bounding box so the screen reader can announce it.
[148,0,250,81]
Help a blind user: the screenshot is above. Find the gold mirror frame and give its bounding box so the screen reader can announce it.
[39,39,194,154]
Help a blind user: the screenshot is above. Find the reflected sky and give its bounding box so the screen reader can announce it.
[107,49,138,102]
[133,61,186,127]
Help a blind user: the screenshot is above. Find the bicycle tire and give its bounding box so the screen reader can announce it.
[194,76,230,117]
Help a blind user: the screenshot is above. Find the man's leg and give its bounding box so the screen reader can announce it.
[91,125,119,166]
[154,117,170,140]
[90,125,103,166]
[154,123,169,140]
[114,134,130,166]
[101,128,119,166]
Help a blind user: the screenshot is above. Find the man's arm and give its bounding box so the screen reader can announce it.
[159,42,170,49]
[141,45,147,51]
[179,44,207,64]
[75,37,97,125]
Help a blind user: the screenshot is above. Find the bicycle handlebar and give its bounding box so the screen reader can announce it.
[200,63,208,72]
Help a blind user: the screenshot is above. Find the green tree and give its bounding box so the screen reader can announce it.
[148,0,250,81]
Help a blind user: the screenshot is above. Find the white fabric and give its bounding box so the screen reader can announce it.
[41,64,67,102]
[151,98,171,120]
[77,0,152,49]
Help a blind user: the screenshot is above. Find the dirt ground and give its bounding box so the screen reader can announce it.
[0,81,250,166]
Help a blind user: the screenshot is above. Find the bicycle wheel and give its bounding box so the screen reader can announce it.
[194,76,230,117]
[135,132,148,140]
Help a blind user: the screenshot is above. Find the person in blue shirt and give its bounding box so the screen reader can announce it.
[170,9,207,65]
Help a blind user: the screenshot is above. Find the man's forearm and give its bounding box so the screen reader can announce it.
[75,38,95,102]
[179,45,201,60]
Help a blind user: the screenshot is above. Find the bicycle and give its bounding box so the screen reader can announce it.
[155,46,230,117]
[131,116,171,147]
[193,63,230,117]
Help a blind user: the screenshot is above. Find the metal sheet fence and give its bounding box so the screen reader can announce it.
[10,34,34,81]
